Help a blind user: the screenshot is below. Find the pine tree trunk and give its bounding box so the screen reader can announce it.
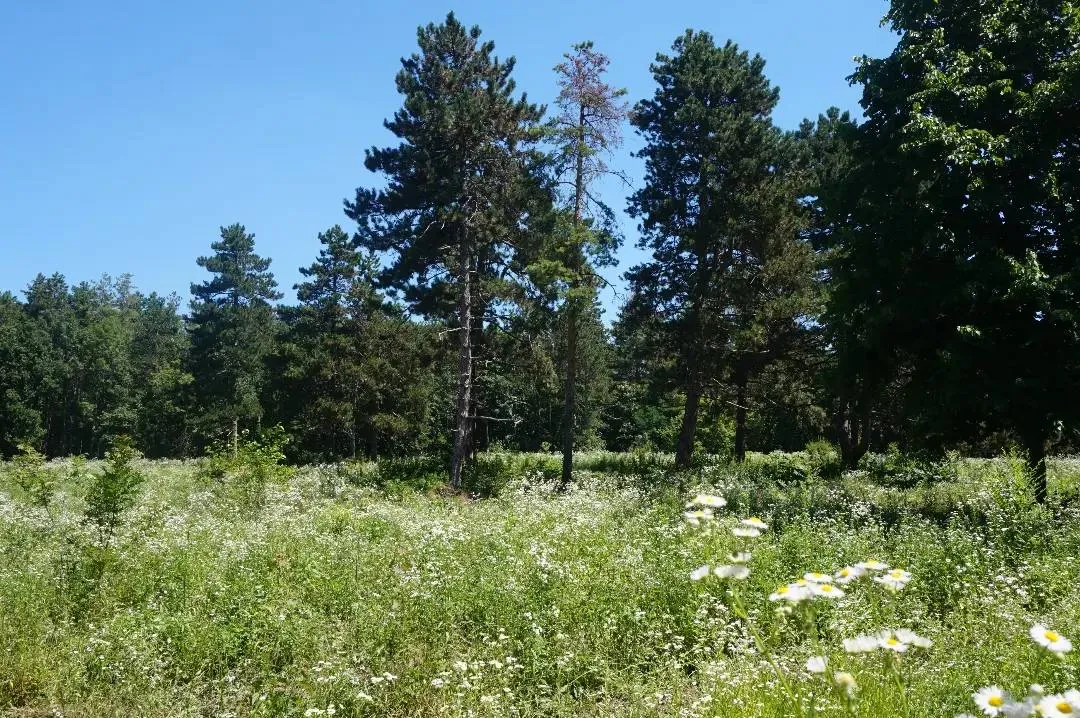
[450,251,474,490]
[675,375,702,469]
[561,300,578,486]
[1025,434,1049,504]
[560,106,588,487]
[734,366,749,463]
[231,416,239,458]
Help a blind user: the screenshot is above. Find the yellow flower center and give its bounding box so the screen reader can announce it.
[1056,702,1072,714]
[988,696,1004,708]
[839,569,850,577]
[887,638,900,646]
[821,585,834,592]
[777,586,789,594]
[1045,630,1061,642]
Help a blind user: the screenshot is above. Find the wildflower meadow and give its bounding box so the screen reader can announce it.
[1,450,1079,717]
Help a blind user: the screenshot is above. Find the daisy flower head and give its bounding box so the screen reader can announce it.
[769,583,810,603]
[805,656,827,674]
[973,686,1009,716]
[713,564,750,580]
[835,566,866,584]
[690,565,711,581]
[874,568,912,591]
[811,583,845,600]
[833,671,858,698]
[692,493,727,508]
[741,517,769,530]
[877,631,908,652]
[804,572,833,584]
[729,551,752,564]
[895,628,932,649]
[1030,624,1072,656]
[732,526,762,538]
[856,559,889,571]
[1035,692,1080,717]
[843,635,879,654]
[1001,700,1036,718]
[683,509,714,526]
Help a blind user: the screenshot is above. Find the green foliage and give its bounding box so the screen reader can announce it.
[188,224,282,443]
[1,454,1079,716]
[82,436,144,541]
[198,426,293,513]
[8,443,55,511]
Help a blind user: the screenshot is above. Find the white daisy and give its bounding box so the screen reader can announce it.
[895,628,932,649]
[804,572,834,584]
[692,493,727,508]
[811,583,845,599]
[732,526,762,538]
[690,565,711,581]
[874,568,912,591]
[833,671,857,698]
[713,564,750,580]
[1035,693,1080,717]
[805,656,827,674]
[855,559,889,571]
[834,566,866,584]
[1030,624,1072,656]
[728,551,752,564]
[843,635,879,653]
[877,631,908,652]
[683,509,714,525]
[973,686,1009,716]
[741,517,769,530]
[768,583,810,603]
[1002,699,1036,718]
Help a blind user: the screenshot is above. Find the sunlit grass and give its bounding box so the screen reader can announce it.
[1,454,1078,716]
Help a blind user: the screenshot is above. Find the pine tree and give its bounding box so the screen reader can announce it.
[627,32,812,467]
[547,41,627,484]
[188,224,282,452]
[347,13,549,488]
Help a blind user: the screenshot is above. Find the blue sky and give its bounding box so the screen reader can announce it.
[0,0,896,316]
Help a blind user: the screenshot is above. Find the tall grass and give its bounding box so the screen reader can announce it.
[0,453,1078,716]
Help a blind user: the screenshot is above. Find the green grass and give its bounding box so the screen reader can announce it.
[1,453,1078,716]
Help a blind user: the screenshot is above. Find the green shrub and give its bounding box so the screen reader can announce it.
[198,425,294,513]
[462,453,516,497]
[8,443,56,512]
[82,436,144,543]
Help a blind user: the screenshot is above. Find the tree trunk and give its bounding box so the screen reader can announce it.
[561,300,578,486]
[1025,434,1049,504]
[560,105,588,487]
[231,416,239,457]
[734,365,749,463]
[675,375,702,469]
[834,397,871,469]
[450,252,474,490]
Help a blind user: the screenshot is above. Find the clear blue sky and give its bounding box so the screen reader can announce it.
[0,0,896,316]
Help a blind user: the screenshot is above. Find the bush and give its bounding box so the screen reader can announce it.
[8,443,56,513]
[82,436,144,543]
[198,425,294,513]
[462,453,517,498]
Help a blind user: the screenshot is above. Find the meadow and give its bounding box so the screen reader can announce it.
[2,449,1079,717]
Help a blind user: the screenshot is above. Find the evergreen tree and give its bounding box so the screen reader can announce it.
[188,224,282,451]
[347,13,550,487]
[546,41,627,483]
[626,32,814,467]
[279,225,440,460]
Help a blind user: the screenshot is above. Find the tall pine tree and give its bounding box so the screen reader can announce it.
[347,13,549,487]
[188,224,282,452]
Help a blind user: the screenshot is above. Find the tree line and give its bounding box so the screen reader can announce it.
[2,2,1077,498]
